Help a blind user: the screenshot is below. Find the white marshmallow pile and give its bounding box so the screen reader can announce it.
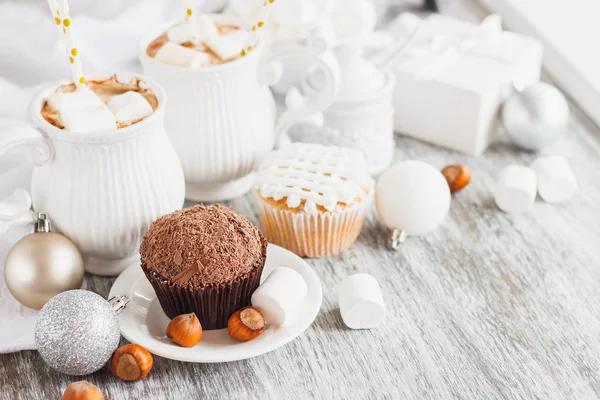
[158,15,249,68]
[48,86,153,133]
[167,14,219,44]
[494,156,577,213]
[155,42,214,68]
[494,165,537,214]
[48,88,116,132]
[531,156,578,204]
[337,273,386,330]
[251,267,308,326]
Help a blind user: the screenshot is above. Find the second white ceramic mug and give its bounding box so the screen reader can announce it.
[139,17,340,202]
[0,73,185,275]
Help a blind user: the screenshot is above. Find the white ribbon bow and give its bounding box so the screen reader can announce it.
[378,14,504,79]
[414,15,503,80]
[0,189,35,238]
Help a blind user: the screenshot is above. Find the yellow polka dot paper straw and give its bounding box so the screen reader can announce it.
[185,0,197,42]
[46,0,86,87]
[47,0,64,35]
[240,0,276,57]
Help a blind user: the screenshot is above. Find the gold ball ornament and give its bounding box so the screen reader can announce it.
[4,213,84,310]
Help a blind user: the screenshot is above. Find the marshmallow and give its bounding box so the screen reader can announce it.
[205,30,248,61]
[494,165,537,214]
[60,105,117,133]
[154,42,213,68]
[197,14,219,41]
[139,80,151,90]
[167,22,193,44]
[251,267,307,326]
[115,73,137,85]
[531,156,577,203]
[47,88,104,113]
[337,273,386,329]
[167,15,219,44]
[107,91,153,123]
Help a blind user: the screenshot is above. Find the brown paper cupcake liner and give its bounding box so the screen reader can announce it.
[141,237,267,330]
[255,192,372,258]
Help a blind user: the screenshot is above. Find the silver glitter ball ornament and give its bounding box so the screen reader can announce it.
[502,82,570,152]
[34,290,120,376]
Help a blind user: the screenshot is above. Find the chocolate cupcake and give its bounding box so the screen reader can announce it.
[140,204,267,330]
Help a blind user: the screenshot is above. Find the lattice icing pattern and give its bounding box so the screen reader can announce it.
[255,143,374,214]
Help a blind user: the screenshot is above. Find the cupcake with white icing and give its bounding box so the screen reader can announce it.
[254,143,374,258]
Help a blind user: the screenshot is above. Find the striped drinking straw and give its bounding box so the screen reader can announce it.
[46,0,86,87]
[240,0,277,57]
[185,0,198,42]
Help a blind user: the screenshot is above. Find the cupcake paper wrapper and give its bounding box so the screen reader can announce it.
[255,192,372,258]
[141,238,267,330]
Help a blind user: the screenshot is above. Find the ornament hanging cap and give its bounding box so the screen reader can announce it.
[34,213,52,233]
[108,295,130,314]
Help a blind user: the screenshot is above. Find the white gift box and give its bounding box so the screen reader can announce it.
[390,14,543,155]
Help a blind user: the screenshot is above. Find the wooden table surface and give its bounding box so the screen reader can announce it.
[3,1,600,399]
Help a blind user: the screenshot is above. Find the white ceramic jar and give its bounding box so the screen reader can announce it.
[0,74,185,275]
[296,39,396,176]
[139,18,340,201]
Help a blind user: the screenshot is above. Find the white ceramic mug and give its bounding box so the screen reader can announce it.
[0,73,185,276]
[139,17,340,202]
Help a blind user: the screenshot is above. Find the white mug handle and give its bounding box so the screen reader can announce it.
[0,121,54,166]
[0,122,53,237]
[258,25,341,147]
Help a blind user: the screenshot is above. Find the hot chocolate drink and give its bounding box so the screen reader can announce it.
[146,15,248,68]
[41,74,159,132]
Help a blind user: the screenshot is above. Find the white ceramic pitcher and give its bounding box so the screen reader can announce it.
[139,17,340,202]
[0,73,185,276]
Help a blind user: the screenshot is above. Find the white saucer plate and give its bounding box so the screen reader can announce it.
[108,244,322,363]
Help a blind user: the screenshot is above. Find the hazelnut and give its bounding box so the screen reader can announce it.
[441,164,471,192]
[62,381,103,400]
[166,313,202,347]
[228,306,265,341]
[110,344,153,381]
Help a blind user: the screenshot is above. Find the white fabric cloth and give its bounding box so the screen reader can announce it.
[0,0,220,353]
[0,0,205,86]
[0,223,37,353]
[0,79,39,352]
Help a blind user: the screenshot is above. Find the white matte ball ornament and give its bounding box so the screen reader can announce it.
[502,83,570,152]
[376,161,451,246]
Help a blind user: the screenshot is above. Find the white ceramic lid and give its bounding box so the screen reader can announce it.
[306,56,386,98]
